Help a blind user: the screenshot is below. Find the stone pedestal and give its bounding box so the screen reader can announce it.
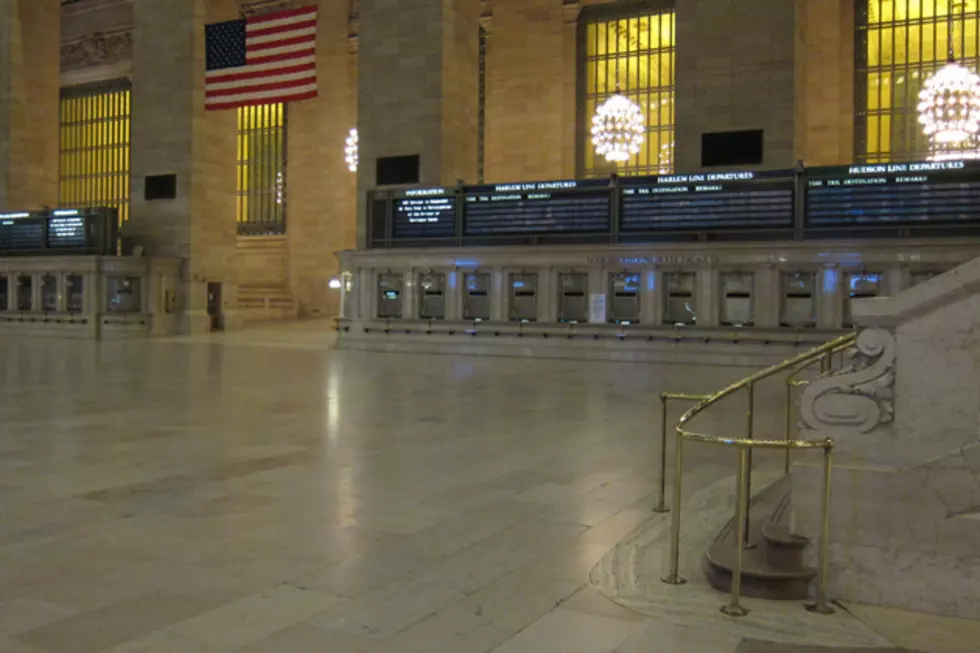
[126,0,239,334]
[0,0,60,210]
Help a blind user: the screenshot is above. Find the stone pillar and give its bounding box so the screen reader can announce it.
[675,0,796,171]
[356,0,479,246]
[794,0,854,166]
[287,0,355,319]
[484,0,565,182]
[0,0,60,210]
[126,0,239,334]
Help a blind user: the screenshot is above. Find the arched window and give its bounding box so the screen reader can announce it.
[237,103,287,235]
[59,80,131,225]
[857,0,980,162]
[579,0,676,177]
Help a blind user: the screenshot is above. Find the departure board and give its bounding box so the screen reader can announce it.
[392,189,457,239]
[0,213,45,250]
[47,212,87,248]
[805,160,980,227]
[463,179,611,235]
[0,208,117,255]
[620,169,795,231]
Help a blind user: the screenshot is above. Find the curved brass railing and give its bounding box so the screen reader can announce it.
[658,331,857,617]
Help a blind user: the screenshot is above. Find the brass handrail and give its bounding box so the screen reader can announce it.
[659,331,857,617]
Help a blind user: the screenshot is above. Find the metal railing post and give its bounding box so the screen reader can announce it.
[743,382,755,546]
[806,443,835,615]
[654,393,669,513]
[783,377,794,474]
[722,446,750,617]
[661,435,686,585]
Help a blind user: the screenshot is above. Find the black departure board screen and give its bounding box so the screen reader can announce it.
[47,211,87,248]
[620,169,795,231]
[463,179,611,235]
[0,208,117,255]
[392,189,457,239]
[0,213,45,250]
[805,160,980,227]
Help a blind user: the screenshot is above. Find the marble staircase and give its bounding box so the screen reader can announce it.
[237,284,299,324]
[704,478,816,601]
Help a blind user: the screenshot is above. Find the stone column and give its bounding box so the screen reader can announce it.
[0,0,60,210]
[484,0,565,182]
[356,0,480,246]
[794,0,854,166]
[675,0,796,171]
[126,0,239,335]
[287,0,355,319]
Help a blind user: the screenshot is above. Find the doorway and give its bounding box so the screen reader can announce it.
[206,282,223,331]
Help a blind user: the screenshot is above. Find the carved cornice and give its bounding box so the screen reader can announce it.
[61,29,132,72]
[799,328,896,435]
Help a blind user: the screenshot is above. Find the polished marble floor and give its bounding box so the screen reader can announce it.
[0,323,975,653]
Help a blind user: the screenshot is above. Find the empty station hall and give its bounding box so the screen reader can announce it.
[1,1,979,652]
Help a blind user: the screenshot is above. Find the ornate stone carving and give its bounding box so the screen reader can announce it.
[799,328,897,434]
[60,30,133,71]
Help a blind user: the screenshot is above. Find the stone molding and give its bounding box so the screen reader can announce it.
[799,327,896,435]
[60,29,132,72]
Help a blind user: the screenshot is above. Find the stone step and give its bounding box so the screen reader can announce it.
[704,537,817,601]
[735,639,924,653]
[761,521,810,571]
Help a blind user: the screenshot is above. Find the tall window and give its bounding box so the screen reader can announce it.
[580,2,675,177]
[858,0,980,162]
[237,103,286,235]
[59,80,131,224]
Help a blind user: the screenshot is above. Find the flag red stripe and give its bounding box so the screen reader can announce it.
[205,76,314,98]
[246,47,316,65]
[248,34,315,52]
[246,5,317,25]
[206,62,316,84]
[206,90,317,111]
[247,18,317,38]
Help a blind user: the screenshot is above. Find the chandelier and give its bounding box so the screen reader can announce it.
[591,94,645,163]
[917,2,980,159]
[344,128,358,172]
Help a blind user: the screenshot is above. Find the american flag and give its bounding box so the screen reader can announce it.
[204,6,318,111]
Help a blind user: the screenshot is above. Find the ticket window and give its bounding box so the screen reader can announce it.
[463,272,491,321]
[720,272,754,327]
[16,275,32,311]
[910,270,941,287]
[558,273,588,323]
[509,273,538,322]
[610,272,641,324]
[843,273,880,328]
[780,272,816,327]
[664,272,697,325]
[66,274,83,313]
[41,274,58,312]
[418,272,446,320]
[377,272,403,319]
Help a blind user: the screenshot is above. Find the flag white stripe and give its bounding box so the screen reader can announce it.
[246,25,317,45]
[205,54,316,81]
[246,10,317,32]
[206,69,315,92]
[245,41,315,59]
[205,82,317,106]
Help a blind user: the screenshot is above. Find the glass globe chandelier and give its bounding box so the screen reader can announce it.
[917,2,980,160]
[344,128,358,172]
[591,93,645,164]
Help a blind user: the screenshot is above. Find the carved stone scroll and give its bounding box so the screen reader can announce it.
[60,30,133,72]
[799,328,896,434]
